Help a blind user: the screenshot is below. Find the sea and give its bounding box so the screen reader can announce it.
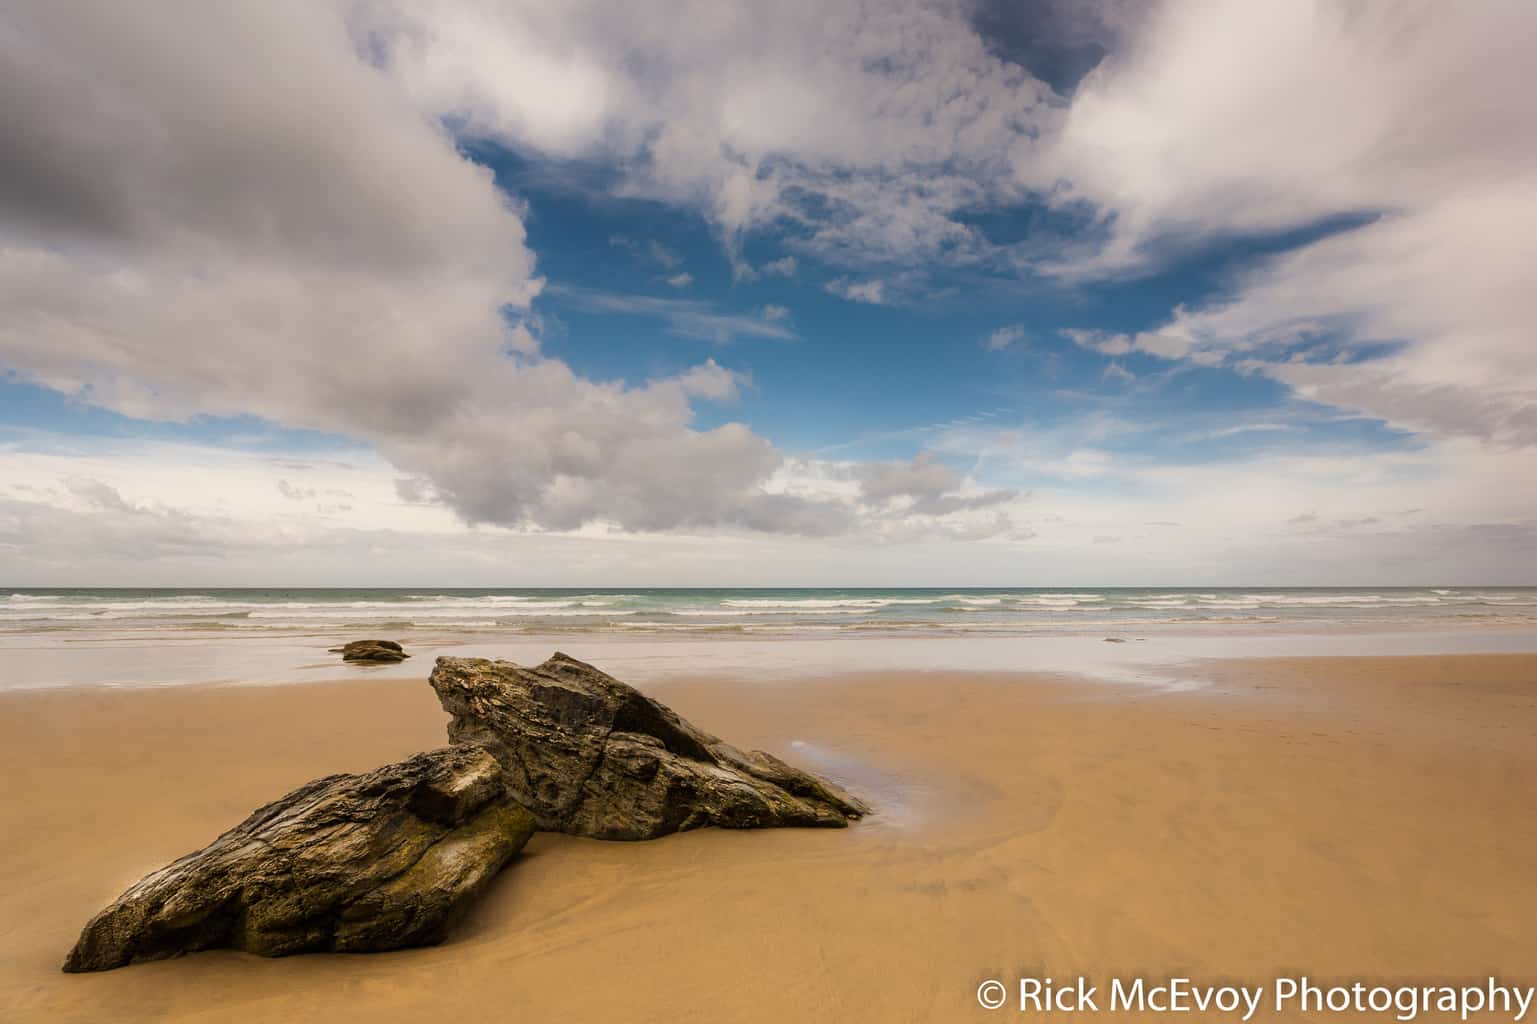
[5,586,1537,691]
[5,587,1536,639]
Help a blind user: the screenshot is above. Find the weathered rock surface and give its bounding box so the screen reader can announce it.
[329,639,409,663]
[64,746,534,972]
[430,652,869,840]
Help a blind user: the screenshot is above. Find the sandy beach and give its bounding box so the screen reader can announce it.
[7,0,1534,1018]
[1,652,1534,1022]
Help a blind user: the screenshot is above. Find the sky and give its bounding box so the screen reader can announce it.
[0,0,1534,586]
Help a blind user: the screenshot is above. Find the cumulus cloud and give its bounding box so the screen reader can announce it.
[857,453,1019,517]
[1157,193,1537,445]
[342,0,1536,462]
[1028,3,1534,265]
[353,0,1053,266]
[394,477,438,505]
[339,0,1537,460]
[1,3,540,428]
[0,0,844,536]
[3,0,1531,559]
[6,435,1536,584]
[0,441,1039,583]
[1033,1,1537,448]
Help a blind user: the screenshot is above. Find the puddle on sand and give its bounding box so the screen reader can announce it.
[784,739,936,831]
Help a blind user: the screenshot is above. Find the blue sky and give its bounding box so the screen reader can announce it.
[0,1,1532,584]
[518,185,1402,476]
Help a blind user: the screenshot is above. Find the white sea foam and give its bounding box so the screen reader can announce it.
[668,608,870,617]
[2,588,1535,639]
[720,598,938,609]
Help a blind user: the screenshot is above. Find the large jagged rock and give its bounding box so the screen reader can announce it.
[329,639,409,663]
[64,746,535,973]
[429,653,869,840]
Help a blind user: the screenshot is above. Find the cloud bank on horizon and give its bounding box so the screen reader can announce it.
[0,0,1532,584]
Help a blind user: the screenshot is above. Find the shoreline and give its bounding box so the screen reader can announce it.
[3,652,1536,1021]
[4,621,1537,693]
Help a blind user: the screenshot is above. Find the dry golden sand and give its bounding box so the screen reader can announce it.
[2,654,1536,1023]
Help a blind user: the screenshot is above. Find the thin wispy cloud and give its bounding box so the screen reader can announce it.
[985,325,1026,350]
[550,287,796,344]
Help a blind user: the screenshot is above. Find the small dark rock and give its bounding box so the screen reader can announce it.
[329,639,409,663]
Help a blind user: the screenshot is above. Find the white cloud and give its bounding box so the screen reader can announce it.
[1100,362,1133,385]
[0,1,848,536]
[665,272,693,289]
[985,324,1026,350]
[611,236,685,271]
[759,256,798,278]
[646,241,682,269]
[5,434,1533,585]
[1027,3,1534,265]
[825,277,886,305]
[1156,190,1537,445]
[1061,326,1204,362]
[1027,1,1537,448]
[554,288,796,344]
[355,0,1053,265]
[276,479,318,502]
[0,438,1048,581]
[856,453,1019,518]
[1,0,1532,571]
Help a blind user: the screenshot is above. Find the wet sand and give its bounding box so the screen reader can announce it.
[2,654,1536,1022]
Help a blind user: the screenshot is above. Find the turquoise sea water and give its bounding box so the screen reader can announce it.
[5,587,1536,638]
